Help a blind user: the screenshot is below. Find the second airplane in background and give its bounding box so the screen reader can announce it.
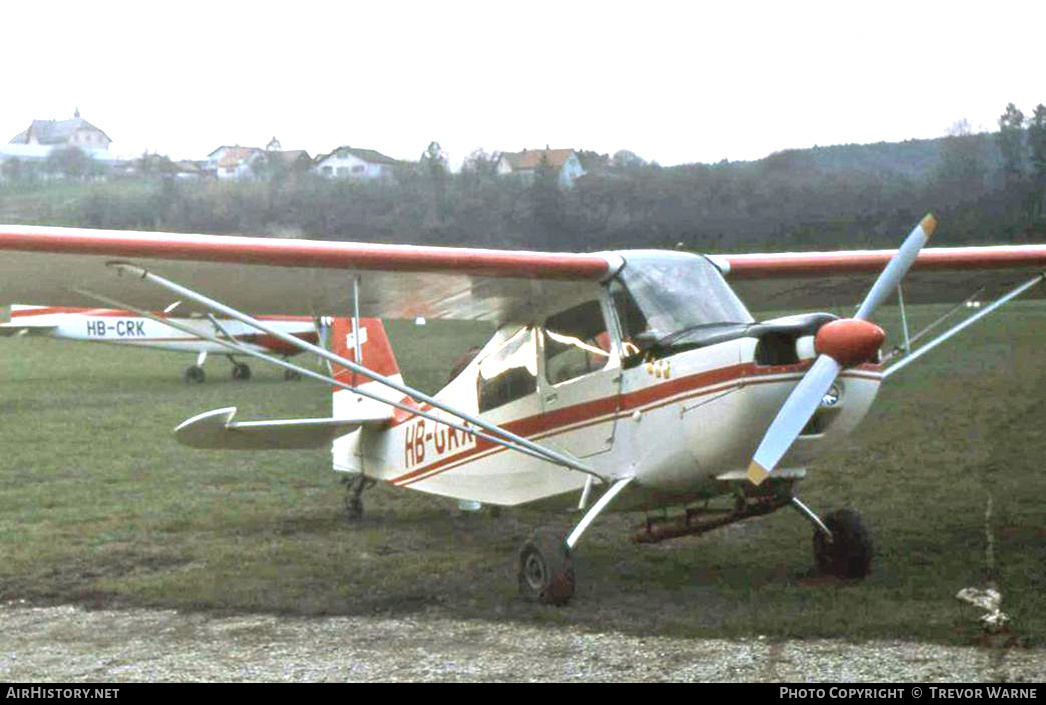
[0,304,320,382]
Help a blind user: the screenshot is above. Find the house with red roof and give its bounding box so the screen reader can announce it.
[495,147,586,188]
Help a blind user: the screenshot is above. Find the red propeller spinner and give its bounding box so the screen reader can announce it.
[813,318,885,367]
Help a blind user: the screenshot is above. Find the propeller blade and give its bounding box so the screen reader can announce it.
[746,214,936,485]
[854,213,936,321]
[747,354,841,485]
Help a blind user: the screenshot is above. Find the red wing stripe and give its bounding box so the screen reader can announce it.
[9,307,315,322]
[724,245,1046,279]
[0,226,611,281]
[10,306,126,317]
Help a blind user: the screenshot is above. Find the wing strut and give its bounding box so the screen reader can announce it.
[82,263,610,482]
[74,285,602,475]
[882,286,986,362]
[352,275,362,367]
[884,273,1045,379]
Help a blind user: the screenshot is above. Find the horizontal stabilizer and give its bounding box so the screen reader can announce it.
[0,325,56,337]
[174,406,389,450]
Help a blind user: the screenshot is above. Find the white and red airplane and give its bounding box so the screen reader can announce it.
[1,217,1044,604]
[0,304,320,382]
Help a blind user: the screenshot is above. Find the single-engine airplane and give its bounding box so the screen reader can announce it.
[0,304,320,382]
[1,217,1045,604]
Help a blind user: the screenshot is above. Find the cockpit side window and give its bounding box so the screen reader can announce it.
[543,300,612,385]
[477,326,538,412]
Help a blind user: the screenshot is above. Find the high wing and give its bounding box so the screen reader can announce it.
[3,224,1046,322]
[0,225,614,322]
[716,245,1046,314]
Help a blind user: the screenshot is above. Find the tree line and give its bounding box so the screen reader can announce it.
[2,104,1043,253]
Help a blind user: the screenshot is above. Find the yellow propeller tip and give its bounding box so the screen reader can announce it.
[920,213,937,239]
[747,461,769,486]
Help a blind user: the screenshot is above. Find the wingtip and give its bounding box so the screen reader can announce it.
[920,213,937,239]
[746,461,769,486]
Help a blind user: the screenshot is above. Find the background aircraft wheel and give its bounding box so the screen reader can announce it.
[185,366,205,384]
[518,529,575,605]
[284,369,302,381]
[813,508,873,579]
[232,362,251,381]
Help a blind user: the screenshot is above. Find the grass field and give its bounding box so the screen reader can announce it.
[1,308,1045,647]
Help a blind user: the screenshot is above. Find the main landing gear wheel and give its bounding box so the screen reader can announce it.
[185,366,206,383]
[231,362,252,381]
[813,508,873,579]
[518,529,575,605]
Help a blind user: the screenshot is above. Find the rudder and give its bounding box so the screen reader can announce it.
[329,317,401,386]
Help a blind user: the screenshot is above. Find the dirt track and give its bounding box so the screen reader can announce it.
[1,602,1043,682]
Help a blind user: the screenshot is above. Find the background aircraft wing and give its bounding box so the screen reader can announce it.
[0,225,613,322]
[718,245,1046,314]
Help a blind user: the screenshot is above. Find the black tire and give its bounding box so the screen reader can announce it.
[185,366,205,384]
[284,369,302,381]
[232,362,251,381]
[518,529,575,605]
[813,508,873,579]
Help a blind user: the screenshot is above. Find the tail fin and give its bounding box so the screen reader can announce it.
[329,317,401,387]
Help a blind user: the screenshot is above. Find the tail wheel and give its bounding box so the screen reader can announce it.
[813,508,873,579]
[232,362,251,381]
[185,366,205,383]
[518,529,575,605]
[343,475,371,522]
[345,495,363,521]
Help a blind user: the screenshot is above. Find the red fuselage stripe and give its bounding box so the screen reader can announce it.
[388,361,881,486]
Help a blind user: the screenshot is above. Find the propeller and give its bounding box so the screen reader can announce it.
[746,214,936,485]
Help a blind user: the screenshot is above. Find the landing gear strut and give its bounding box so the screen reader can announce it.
[186,351,208,383]
[227,354,251,381]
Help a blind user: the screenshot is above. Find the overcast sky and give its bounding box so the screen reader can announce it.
[3,0,1043,168]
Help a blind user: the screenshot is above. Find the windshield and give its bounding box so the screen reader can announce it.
[613,252,753,343]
